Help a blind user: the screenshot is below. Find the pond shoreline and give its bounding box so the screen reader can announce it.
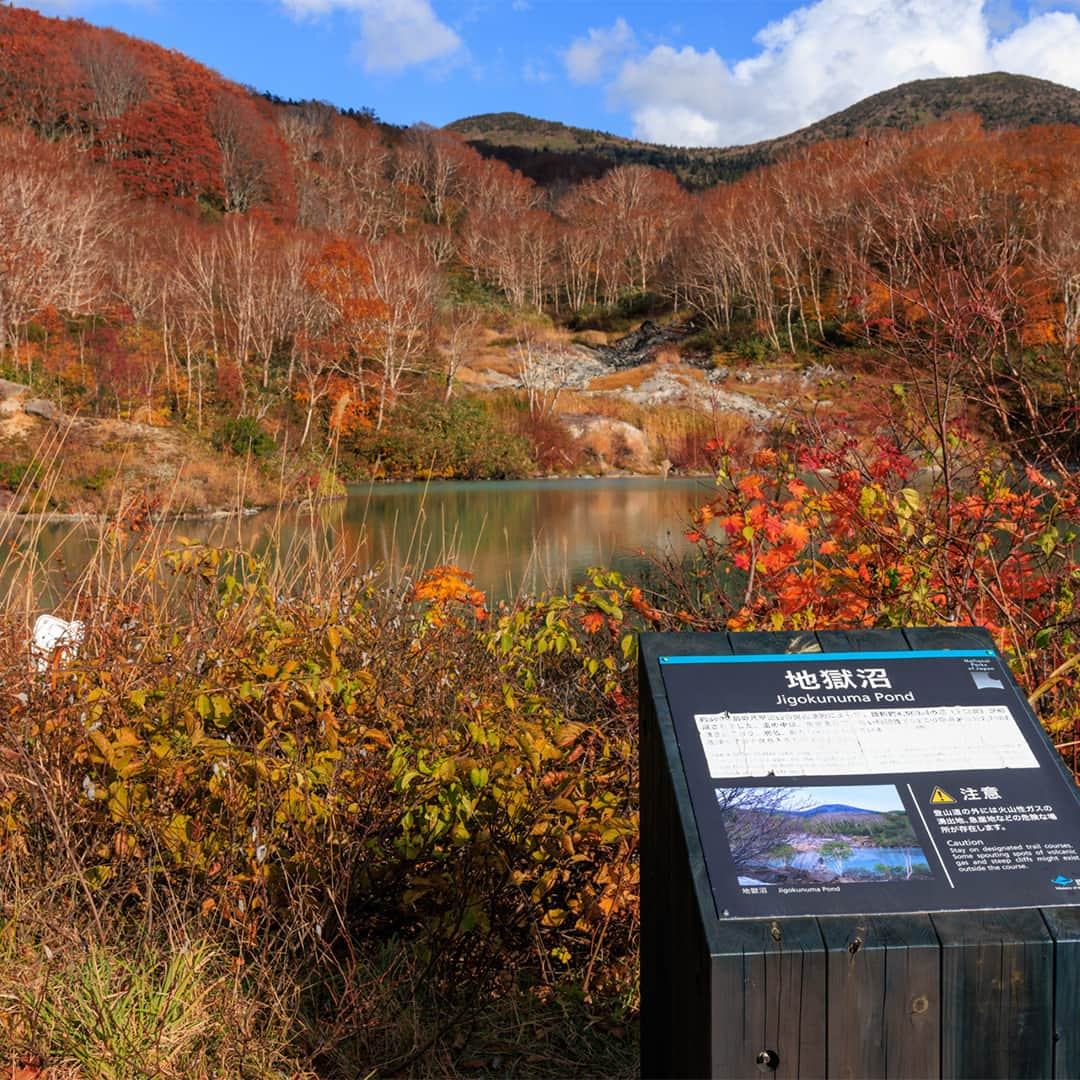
[4,476,708,604]
[1,469,714,527]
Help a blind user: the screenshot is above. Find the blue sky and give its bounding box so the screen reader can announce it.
[782,785,906,813]
[726,785,907,813]
[28,1,1080,146]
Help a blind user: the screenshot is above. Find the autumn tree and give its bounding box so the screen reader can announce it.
[396,125,470,227]
[0,7,90,137]
[318,115,397,239]
[0,130,118,368]
[209,90,295,216]
[304,237,384,412]
[74,29,147,125]
[435,303,484,401]
[363,234,442,429]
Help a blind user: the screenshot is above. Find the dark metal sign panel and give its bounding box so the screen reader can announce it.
[658,648,1080,919]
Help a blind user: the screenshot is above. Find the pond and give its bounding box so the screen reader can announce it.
[4,476,714,605]
[781,846,931,875]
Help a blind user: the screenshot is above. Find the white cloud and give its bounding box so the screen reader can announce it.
[281,0,463,73]
[990,10,1080,85]
[564,17,635,84]
[523,61,552,84]
[603,1,1080,147]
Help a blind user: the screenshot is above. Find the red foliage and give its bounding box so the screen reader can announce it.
[0,7,91,135]
[0,6,297,212]
[682,433,1079,675]
[97,99,223,204]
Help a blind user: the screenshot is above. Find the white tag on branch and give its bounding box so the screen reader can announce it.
[31,614,85,671]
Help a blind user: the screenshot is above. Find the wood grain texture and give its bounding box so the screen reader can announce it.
[1039,907,1080,1079]
[814,628,911,652]
[727,630,824,655]
[902,626,996,651]
[821,915,940,1078]
[711,919,827,1080]
[933,909,1054,1079]
[640,632,733,1078]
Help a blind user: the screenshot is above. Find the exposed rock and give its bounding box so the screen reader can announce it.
[0,378,29,401]
[477,367,520,390]
[605,367,774,423]
[802,363,836,381]
[618,370,696,406]
[592,320,689,370]
[0,379,29,417]
[509,343,608,390]
[560,414,653,473]
[24,398,58,421]
[709,388,776,423]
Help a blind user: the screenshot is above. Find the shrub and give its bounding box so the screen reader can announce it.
[734,335,773,364]
[351,394,534,479]
[0,459,32,492]
[212,416,276,459]
[0,540,649,1072]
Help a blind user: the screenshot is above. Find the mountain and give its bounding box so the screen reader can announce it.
[448,73,1080,188]
[444,112,724,189]
[788,803,880,817]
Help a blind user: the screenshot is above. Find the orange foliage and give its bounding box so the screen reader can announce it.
[685,433,1079,680]
[411,565,488,625]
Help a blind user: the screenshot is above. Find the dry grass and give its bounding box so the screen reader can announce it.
[556,390,758,468]
[0,413,280,518]
[0,486,641,1078]
[582,360,667,394]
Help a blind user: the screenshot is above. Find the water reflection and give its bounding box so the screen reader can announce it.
[4,477,712,604]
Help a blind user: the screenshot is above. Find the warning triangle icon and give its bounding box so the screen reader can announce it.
[930,786,956,804]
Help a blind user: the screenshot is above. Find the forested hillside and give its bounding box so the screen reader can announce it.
[450,73,1080,187]
[2,5,1080,496]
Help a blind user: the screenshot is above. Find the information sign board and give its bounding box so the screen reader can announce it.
[659,647,1080,919]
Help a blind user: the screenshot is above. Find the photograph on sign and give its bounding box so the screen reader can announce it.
[657,649,1080,918]
[717,784,931,887]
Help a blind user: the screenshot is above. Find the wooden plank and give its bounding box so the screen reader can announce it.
[933,909,1054,1079]
[821,915,940,1079]
[640,632,733,1078]
[639,668,707,1078]
[728,630,823,655]
[711,918,827,1080]
[1039,907,1080,1079]
[902,626,996,651]
[814,628,912,653]
[648,630,734,657]
[640,632,829,1077]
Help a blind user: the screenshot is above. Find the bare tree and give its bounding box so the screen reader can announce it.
[364,233,442,429]
[716,787,812,869]
[436,303,484,401]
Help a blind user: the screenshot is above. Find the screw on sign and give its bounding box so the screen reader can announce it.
[756,1049,779,1073]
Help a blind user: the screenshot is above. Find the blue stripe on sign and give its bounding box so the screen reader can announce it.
[658,649,995,664]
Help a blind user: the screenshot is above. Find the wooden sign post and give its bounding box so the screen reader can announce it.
[640,626,1080,1079]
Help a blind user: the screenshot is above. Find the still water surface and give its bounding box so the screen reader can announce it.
[10,477,712,602]
[782,847,930,875]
